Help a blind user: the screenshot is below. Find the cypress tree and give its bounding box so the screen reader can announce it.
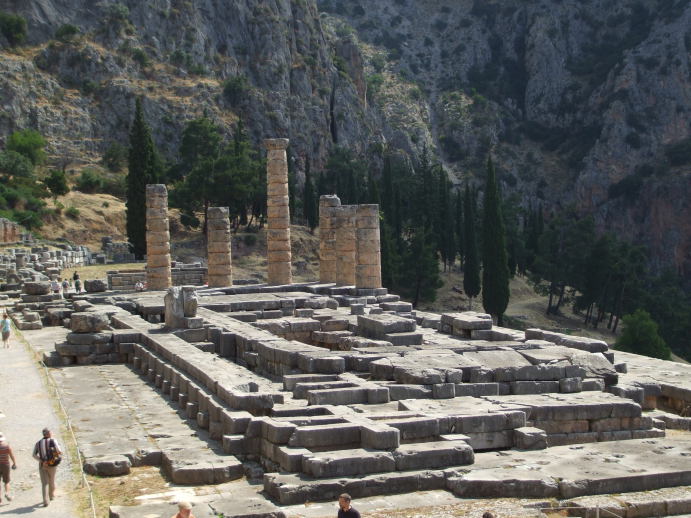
[127,98,160,259]
[288,151,297,223]
[481,156,510,325]
[455,189,464,269]
[463,183,480,309]
[400,225,442,307]
[303,159,318,232]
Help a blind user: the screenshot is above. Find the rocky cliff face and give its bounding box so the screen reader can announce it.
[1,0,690,283]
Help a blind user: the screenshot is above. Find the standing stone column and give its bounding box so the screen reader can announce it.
[334,205,357,286]
[356,204,382,289]
[264,138,292,285]
[207,207,232,288]
[146,184,172,290]
[319,195,341,283]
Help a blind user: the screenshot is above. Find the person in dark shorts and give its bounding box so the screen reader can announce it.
[337,493,361,518]
[0,432,17,503]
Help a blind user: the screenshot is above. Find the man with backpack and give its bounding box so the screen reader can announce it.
[32,428,61,507]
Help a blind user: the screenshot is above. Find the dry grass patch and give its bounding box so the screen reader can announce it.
[61,263,142,282]
[85,466,171,516]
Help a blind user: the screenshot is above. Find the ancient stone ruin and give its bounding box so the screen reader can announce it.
[4,166,690,518]
[146,184,172,290]
[319,195,383,291]
[265,138,292,286]
[207,206,233,288]
[0,218,20,243]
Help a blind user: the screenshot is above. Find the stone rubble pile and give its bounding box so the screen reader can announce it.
[0,245,92,291]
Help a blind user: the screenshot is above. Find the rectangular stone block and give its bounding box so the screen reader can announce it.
[359,424,400,449]
[393,441,474,471]
[303,449,395,478]
[288,424,361,448]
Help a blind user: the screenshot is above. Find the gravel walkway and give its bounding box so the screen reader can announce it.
[0,329,79,516]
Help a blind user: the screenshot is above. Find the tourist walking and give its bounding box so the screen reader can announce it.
[170,501,196,518]
[337,493,361,518]
[32,428,62,507]
[0,432,17,503]
[1,313,11,348]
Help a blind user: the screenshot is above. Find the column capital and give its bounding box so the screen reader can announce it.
[146,184,168,196]
[263,138,289,150]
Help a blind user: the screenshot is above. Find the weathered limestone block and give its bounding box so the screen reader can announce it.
[23,281,51,295]
[514,427,548,450]
[70,312,110,333]
[441,311,493,334]
[303,449,395,478]
[393,441,474,470]
[83,455,131,476]
[164,286,199,328]
[84,279,107,292]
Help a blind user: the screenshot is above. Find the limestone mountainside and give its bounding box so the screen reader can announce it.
[1,0,690,283]
[326,0,691,282]
[0,0,379,167]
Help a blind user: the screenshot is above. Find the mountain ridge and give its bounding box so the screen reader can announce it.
[0,0,689,283]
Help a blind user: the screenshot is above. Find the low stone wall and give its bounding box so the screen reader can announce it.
[107,267,207,290]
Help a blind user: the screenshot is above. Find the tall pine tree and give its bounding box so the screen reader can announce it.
[455,189,464,269]
[303,158,318,232]
[463,183,480,309]
[481,156,510,324]
[127,98,161,259]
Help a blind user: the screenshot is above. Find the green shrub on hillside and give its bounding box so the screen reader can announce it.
[75,168,126,198]
[0,11,27,46]
[103,142,128,172]
[44,169,69,197]
[55,24,79,42]
[616,309,671,360]
[65,206,80,219]
[6,129,46,165]
[223,75,249,107]
[0,150,34,179]
[75,169,104,193]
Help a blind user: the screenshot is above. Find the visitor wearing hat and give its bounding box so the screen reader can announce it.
[171,501,196,518]
[0,432,17,503]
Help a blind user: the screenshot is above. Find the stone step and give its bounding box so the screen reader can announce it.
[109,498,287,518]
[264,469,449,505]
[293,381,356,399]
[393,441,474,470]
[383,331,424,346]
[303,448,396,478]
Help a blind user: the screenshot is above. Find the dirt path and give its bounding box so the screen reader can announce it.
[0,326,79,516]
